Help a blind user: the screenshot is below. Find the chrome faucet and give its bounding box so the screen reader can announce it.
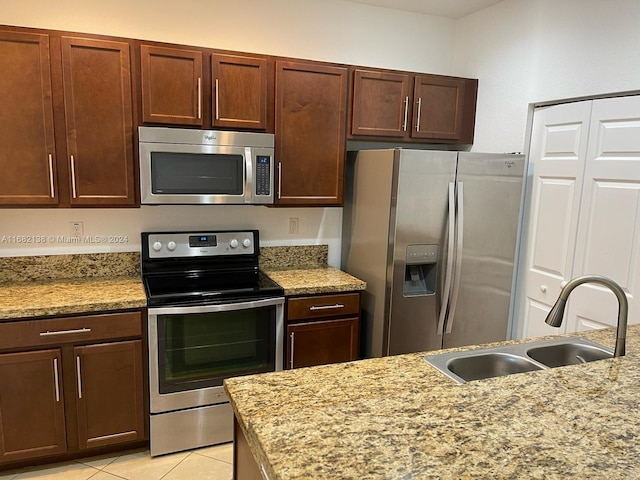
[545,275,628,357]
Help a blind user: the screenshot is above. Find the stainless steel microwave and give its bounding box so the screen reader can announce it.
[139,127,275,205]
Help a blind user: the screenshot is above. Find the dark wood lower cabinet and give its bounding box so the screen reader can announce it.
[287,317,359,369]
[285,292,361,369]
[74,341,145,450]
[0,310,146,468]
[233,417,263,480]
[0,349,67,462]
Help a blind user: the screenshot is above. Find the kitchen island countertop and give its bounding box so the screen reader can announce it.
[225,325,640,479]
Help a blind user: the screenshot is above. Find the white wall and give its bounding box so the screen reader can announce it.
[0,0,457,266]
[452,0,640,153]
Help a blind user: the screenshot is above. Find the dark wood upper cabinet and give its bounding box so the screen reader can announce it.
[351,69,410,137]
[275,60,347,206]
[140,45,203,126]
[0,30,58,205]
[0,349,67,462]
[74,340,145,450]
[349,68,477,144]
[212,54,269,130]
[61,37,136,206]
[412,75,465,140]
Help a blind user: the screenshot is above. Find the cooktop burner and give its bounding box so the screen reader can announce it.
[141,230,283,307]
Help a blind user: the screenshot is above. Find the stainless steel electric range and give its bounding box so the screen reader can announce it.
[141,230,284,456]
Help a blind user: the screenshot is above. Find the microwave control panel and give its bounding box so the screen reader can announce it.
[256,156,271,196]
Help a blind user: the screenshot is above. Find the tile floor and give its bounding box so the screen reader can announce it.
[0,443,233,480]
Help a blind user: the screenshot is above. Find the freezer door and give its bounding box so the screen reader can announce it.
[387,150,457,355]
[443,153,525,349]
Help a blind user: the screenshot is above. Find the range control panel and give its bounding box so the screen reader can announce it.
[145,231,256,258]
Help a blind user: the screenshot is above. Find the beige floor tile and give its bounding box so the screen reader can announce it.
[192,443,233,464]
[75,451,124,470]
[101,450,190,480]
[13,461,99,480]
[86,472,127,480]
[161,454,232,480]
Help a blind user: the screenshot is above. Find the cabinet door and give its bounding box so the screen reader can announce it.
[0,349,66,463]
[286,318,359,369]
[74,340,144,450]
[61,37,135,206]
[0,30,58,205]
[140,45,203,126]
[351,69,410,138]
[275,61,347,205]
[412,75,465,140]
[212,54,268,130]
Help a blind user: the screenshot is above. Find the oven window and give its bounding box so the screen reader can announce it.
[151,152,243,195]
[157,306,275,393]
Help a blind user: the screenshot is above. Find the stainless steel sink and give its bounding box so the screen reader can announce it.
[447,352,543,382]
[424,337,613,383]
[527,342,612,368]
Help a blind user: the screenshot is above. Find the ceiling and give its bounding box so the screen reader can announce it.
[347,0,503,19]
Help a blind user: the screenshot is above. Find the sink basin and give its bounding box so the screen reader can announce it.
[527,342,612,368]
[424,337,614,383]
[447,352,543,382]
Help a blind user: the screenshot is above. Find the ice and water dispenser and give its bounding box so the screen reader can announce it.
[403,244,438,296]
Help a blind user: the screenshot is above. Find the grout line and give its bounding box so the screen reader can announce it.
[158,452,193,480]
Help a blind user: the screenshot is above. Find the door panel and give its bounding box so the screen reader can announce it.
[0,30,57,205]
[74,341,144,449]
[388,150,457,355]
[567,96,640,331]
[61,37,135,205]
[520,101,592,338]
[0,349,66,462]
[444,153,525,349]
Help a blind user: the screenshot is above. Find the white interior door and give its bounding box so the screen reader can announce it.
[565,95,640,332]
[520,100,592,338]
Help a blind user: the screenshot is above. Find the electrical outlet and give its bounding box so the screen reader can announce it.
[70,221,83,239]
[288,217,299,235]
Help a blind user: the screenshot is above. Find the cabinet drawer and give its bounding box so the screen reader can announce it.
[287,293,360,321]
[0,311,142,350]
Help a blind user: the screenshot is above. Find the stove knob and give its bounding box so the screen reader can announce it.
[167,241,177,251]
[152,241,163,251]
[229,238,239,249]
[242,238,252,248]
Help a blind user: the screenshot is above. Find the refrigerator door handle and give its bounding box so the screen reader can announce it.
[437,182,456,335]
[446,182,465,334]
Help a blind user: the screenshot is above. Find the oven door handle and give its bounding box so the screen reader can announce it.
[148,296,285,315]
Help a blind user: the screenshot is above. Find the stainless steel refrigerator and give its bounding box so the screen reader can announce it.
[341,149,525,357]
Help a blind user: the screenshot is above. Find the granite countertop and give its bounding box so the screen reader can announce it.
[225,325,640,479]
[0,276,147,319]
[0,253,146,320]
[264,267,366,296]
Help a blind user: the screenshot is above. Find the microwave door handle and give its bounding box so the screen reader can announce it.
[245,147,253,203]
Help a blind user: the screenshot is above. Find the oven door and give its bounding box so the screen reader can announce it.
[148,297,284,413]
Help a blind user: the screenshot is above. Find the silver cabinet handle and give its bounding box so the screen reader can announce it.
[48,154,55,198]
[76,356,83,399]
[402,95,409,132]
[416,97,422,132]
[53,357,60,402]
[309,304,345,311]
[40,327,91,337]
[277,162,282,200]
[197,77,202,119]
[70,155,77,198]
[289,332,295,369]
[215,78,220,120]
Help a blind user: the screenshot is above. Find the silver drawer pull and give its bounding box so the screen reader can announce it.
[309,303,345,311]
[53,358,60,402]
[40,328,91,336]
[76,356,83,399]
